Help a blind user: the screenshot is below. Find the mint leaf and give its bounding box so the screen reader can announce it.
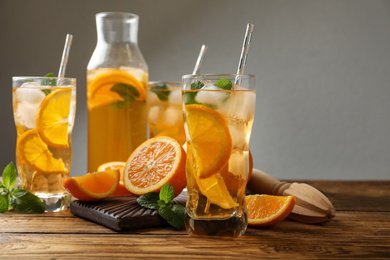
[9,189,45,213]
[42,72,57,88]
[159,183,175,204]
[2,162,17,189]
[191,81,204,90]
[0,193,9,213]
[150,84,170,101]
[111,83,140,110]
[137,183,185,230]
[184,81,204,105]
[214,79,233,90]
[157,199,167,208]
[159,204,185,230]
[137,192,160,209]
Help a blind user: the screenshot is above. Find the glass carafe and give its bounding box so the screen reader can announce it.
[87,12,148,172]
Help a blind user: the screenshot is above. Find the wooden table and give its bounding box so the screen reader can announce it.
[1,181,389,259]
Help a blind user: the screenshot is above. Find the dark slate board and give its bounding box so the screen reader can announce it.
[70,192,187,231]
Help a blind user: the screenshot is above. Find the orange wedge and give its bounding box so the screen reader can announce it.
[36,88,72,148]
[63,169,120,201]
[17,129,66,173]
[124,136,186,197]
[246,195,296,226]
[184,104,232,179]
[97,161,131,196]
[88,70,146,109]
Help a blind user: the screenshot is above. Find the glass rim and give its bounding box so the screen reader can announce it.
[148,81,181,85]
[96,12,139,21]
[182,73,255,80]
[12,76,76,81]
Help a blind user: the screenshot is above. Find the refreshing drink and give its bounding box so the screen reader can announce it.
[87,68,148,172]
[12,77,76,212]
[182,74,256,238]
[146,82,185,145]
[87,12,149,172]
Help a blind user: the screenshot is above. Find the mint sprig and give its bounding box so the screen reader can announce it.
[137,184,185,230]
[0,162,45,214]
[184,80,204,105]
[110,83,140,110]
[150,84,170,101]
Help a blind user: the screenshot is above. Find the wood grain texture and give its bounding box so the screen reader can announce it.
[1,181,390,259]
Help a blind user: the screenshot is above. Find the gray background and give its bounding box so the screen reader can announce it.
[1,0,389,180]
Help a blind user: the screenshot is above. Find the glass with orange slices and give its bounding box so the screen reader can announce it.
[146,81,186,145]
[12,77,76,211]
[182,74,256,238]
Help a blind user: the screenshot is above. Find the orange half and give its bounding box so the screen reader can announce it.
[124,136,186,196]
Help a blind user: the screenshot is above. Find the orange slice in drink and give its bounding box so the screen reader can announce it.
[63,170,120,201]
[246,195,296,226]
[197,173,239,209]
[123,136,186,196]
[184,104,232,179]
[88,70,146,109]
[17,129,66,173]
[36,88,72,148]
[97,161,131,196]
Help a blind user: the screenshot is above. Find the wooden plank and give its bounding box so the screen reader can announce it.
[0,231,389,259]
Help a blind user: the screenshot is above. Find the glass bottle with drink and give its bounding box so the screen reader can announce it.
[87,12,148,172]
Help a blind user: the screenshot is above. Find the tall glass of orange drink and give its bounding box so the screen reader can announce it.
[87,12,148,172]
[12,76,76,212]
[182,74,256,238]
[146,81,186,145]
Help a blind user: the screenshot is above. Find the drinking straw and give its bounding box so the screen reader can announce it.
[192,45,208,74]
[58,34,73,78]
[235,23,254,85]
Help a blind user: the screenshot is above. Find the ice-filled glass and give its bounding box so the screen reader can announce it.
[146,81,185,145]
[182,74,256,238]
[12,77,76,211]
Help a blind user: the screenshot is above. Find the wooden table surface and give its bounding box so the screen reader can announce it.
[1,180,389,259]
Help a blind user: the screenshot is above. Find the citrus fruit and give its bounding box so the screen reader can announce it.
[36,88,72,148]
[196,173,239,209]
[246,194,296,226]
[123,136,186,197]
[184,104,232,179]
[97,161,131,196]
[88,70,146,109]
[63,169,120,201]
[17,129,66,173]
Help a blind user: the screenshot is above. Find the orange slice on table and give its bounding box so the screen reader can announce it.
[184,104,232,179]
[97,161,131,196]
[63,169,120,201]
[88,70,146,109]
[17,129,66,173]
[246,195,296,226]
[123,136,186,197]
[36,88,72,148]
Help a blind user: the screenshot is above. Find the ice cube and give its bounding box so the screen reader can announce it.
[195,83,229,107]
[234,91,256,121]
[162,106,182,127]
[228,151,249,179]
[16,82,46,105]
[148,106,163,126]
[169,89,182,106]
[14,102,41,129]
[228,123,247,149]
